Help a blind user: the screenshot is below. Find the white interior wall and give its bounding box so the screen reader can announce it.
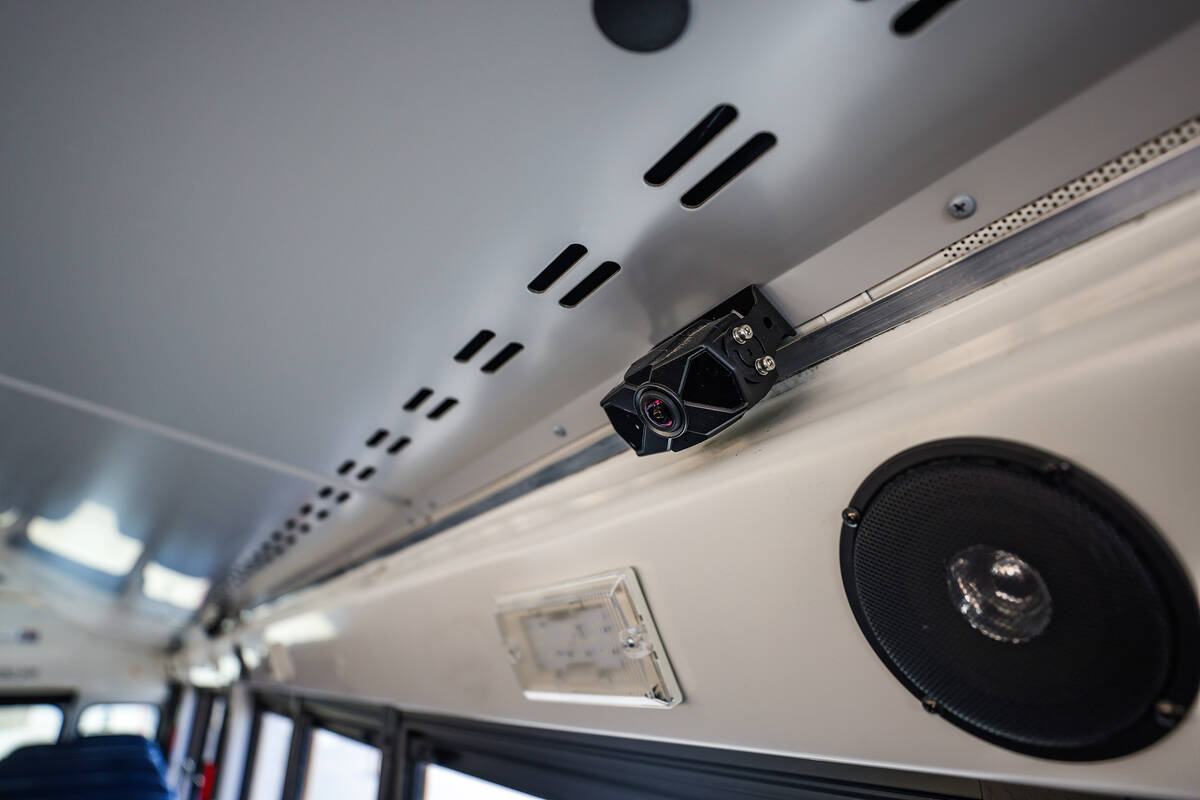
[199,186,1200,798]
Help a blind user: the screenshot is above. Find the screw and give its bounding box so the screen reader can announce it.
[624,637,638,649]
[732,324,754,344]
[947,194,976,220]
[922,697,939,713]
[1155,699,1186,728]
[842,507,861,527]
[754,355,776,375]
[552,425,567,438]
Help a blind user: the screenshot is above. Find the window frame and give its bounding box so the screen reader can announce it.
[238,693,397,800]
[399,713,972,800]
[302,724,387,800]
[235,690,973,800]
[74,699,163,739]
[0,692,74,755]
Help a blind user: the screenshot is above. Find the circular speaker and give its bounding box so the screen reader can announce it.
[840,438,1200,760]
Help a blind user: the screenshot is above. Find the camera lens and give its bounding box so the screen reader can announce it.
[635,388,684,437]
[643,397,676,429]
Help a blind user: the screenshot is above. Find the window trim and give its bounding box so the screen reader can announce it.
[237,690,975,800]
[74,699,163,739]
[238,693,396,800]
[0,693,73,751]
[398,712,978,800]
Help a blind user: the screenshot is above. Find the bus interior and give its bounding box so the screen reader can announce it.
[2,2,1200,799]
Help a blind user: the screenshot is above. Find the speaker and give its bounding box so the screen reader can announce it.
[840,438,1200,761]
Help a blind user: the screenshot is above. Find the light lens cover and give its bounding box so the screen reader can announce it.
[495,568,681,707]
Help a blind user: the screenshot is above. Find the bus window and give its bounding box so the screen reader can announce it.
[302,727,380,800]
[0,704,64,760]
[245,711,293,800]
[195,696,227,800]
[77,702,160,738]
[422,764,545,800]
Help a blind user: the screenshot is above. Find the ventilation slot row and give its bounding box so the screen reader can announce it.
[644,104,738,187]
[528,244,587,293]
[454,329,496,363]
[481,343,524,374]
[403,388,434,411]
[560,262,621,308]
[680,133,777,209]
[231,483,350,583]
[428,397,458,420]
[892,0,959,36]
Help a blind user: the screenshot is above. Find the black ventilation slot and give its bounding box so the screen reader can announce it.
[404,388,434,411]
[337,459,356,475]
[680,132,777,209]
[481,343,524,374]
[892,0,959,35]
[299,504,312,516]
[454,330,496,362]
[366,429,389,447]
[336,491,351,504]
[644,104,738,187]
[528,243,588,293]
[387,436,411,455]
[428,397,458,420]
[318,486,333,499]
[316,509,329,520]
[356,466,376,481]
[559,262,621,308]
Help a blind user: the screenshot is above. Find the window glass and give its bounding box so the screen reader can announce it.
[302,728,381,800]
[422,764,545,800]
[246,712,293,800]
[0,704,64,760]
[77,702,160,738]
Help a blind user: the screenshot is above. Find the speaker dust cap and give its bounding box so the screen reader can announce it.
[839,438,1200,761]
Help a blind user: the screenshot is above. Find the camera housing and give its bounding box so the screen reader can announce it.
[601,286,795,456]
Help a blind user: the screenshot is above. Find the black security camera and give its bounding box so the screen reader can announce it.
[601,286,794,455]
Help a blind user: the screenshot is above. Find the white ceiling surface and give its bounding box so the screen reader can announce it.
[2,1,1199,624]
[209,188,1200,797]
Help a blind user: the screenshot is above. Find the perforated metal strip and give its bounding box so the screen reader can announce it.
[941,115,1200,262]
[776,120,1200,376]
[794,114,1200,336]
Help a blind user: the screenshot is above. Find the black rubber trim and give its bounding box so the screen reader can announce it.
[839,437,1200,761]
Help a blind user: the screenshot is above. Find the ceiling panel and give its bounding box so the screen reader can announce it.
[0,381,403,603]
[1,0,1197,626]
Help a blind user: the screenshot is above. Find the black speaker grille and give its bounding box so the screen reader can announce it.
[842,439,1200,760]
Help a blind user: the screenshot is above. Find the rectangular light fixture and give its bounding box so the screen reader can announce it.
[495,568,682,708]
[26,500,144,576]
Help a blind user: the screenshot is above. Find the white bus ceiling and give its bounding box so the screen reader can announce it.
[2,2,1200,798]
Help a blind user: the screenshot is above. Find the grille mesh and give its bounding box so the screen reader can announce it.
[852,458,1172,748]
